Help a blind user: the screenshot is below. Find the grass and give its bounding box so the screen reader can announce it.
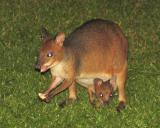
[0,0,160,127]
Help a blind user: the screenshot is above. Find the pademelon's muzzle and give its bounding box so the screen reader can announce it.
[35,62,41,70]
[35,61,42,70]
[103,100,109,106]
[35,63,49,73]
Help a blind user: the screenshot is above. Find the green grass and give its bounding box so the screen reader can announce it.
[0,0,160,127]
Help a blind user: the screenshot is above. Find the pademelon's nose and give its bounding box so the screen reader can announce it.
[103,100,109,106]
[35,63,41,70]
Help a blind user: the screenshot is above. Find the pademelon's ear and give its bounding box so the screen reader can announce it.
[94,78,103,86]
[55,32,65,47]
[41,27,52,42]
[109,76,116,86]
[97,80,103,86]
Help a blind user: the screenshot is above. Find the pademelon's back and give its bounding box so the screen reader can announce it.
[64,19,127,56]
[64,19,128,73]
[64,19,126,50]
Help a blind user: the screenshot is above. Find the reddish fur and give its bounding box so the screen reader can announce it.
[87,78,114,106]
[36,19,128,110]
[94,78,113,105]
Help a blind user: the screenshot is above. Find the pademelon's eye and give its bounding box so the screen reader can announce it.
[99,93,103,97]
[47,52,53,57]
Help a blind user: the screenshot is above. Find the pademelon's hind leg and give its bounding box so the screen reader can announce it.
[116,62,127,112]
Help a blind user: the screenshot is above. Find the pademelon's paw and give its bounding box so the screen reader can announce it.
[90,99,96,107]
[58,100,67,108]
[59,98,76,108]
[89,99,102,108]
[38,93,46,100]
[38,93,51,103]
[116,101,126,112]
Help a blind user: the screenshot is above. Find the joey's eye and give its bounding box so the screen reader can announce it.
[47,52,53,57]
[99,93,103,97]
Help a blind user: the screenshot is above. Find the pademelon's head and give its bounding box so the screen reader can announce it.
[35,28,65,72]
[94,78,113,106]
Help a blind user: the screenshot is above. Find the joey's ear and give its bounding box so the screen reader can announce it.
[107,80,113,90]
[55,32,65,47]
[94,78,103,86]
[109,79,116,86]
[105,80,112,87]
[41,27,52,42]
[97,80,103,86]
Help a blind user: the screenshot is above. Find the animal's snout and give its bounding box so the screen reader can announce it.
[35,63,41,70]
[103,100,109,106]
[35,62,49,73]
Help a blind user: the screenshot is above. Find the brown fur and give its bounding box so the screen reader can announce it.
[36,19,128,110]
[94,78,113,105]
[87,78,114,107]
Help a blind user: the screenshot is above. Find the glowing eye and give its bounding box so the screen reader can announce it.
[99,93,103,97]
[110,93,113,97]
[47,52,53,57]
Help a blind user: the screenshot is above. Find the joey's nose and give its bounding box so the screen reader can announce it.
[103,100,109,106]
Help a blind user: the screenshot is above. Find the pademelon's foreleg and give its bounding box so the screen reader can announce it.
[38,77,63,101]
[44,79,73,103]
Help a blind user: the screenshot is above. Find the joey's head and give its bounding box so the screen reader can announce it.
[36,28,65,72]
[94,78,113,106]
